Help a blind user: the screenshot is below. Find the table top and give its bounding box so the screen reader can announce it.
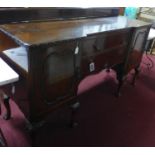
[3,47,28,72]
[0,16,151,46]
[148,28,155,40]
[0,58,19,86]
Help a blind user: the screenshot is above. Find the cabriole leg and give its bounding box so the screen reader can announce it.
[114,65,124,97]
[70,102,80,128]
[131,67,140,86]
[116,77,123,97]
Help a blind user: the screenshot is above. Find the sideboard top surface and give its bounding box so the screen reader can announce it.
[0,16,151,46]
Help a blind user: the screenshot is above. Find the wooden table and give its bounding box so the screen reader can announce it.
[0,16,151,128]
[0,57,19,146]
[0,58,19,86]
[0,57,19,119]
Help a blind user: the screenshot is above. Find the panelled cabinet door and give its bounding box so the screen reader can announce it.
[127,26,150,71]
[80,34,105,75]
[101,29,130,67]
[42,41,79,103]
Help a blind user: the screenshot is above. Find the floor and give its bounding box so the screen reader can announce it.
[1,54,155,146]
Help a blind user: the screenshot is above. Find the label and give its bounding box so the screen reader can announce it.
[75,46,79,55]
[89,62,95,72]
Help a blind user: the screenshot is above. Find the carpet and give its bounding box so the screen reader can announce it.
[0,128,7,147]
[1,54,155,146]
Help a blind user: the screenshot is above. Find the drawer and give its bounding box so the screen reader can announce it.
[103,46,127,66]
[104,30,129,49]
[81,30,130,58]
[81,35,105,57]
[81,45,127,76]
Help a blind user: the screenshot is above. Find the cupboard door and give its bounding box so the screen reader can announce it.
[42,41,79,103]
[126,26,150,71]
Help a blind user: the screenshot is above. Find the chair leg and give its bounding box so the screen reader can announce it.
[3,96,11,120]
[115,67,124,97]
[115,77,123,97]
[70,102,80,128]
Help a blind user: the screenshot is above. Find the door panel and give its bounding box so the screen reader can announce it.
[42,41,78,102]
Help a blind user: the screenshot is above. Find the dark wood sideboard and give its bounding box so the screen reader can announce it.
[0,8,151,128]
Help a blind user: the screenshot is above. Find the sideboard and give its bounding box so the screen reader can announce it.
[0,8,151,127]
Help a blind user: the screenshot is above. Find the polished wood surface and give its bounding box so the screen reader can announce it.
[0,7,119,24]
[0,16,150,45]
[0,31,18,51]
[3,47,28,72]
[0,13,151,123]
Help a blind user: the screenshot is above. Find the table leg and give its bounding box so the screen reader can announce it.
[3,96,11,120]
[70,102,80,128]
[131,66,140,86]
[0,89,11,120]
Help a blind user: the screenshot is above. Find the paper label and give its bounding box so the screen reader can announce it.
[75,46,79,55]
[89,62,95,72]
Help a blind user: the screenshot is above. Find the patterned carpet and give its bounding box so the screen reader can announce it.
[0,128,7,147]
[1,54,155,146]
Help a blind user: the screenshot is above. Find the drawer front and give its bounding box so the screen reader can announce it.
[81,46,126,76]
[81,29,130,57]
[81,35,105,57]
[81,29,130,76]
[104,30,129,49]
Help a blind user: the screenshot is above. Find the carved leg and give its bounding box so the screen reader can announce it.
[131,67,140,86]
[115,77,123,97]
[3,96,11,120]
[70,102,80,128]
[25,124,36,147]
[115,66,124,97]
[112,64,124,97]
[106,67,110,73]
[29,129,37,146]
[25,119,46,146]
